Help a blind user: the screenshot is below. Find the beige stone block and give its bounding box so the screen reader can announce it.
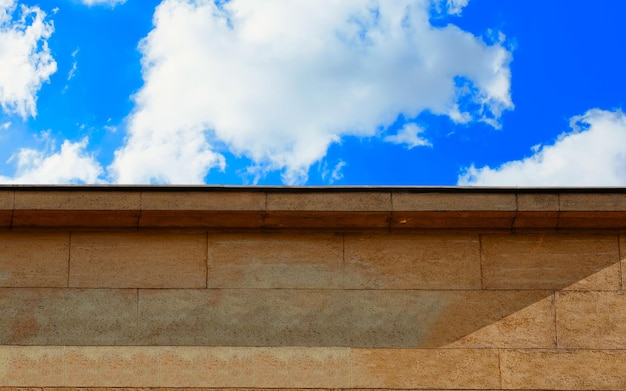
[207,232,343,288]
[14,191,140,210]
[267,191,391,211]
[350,348,500,389]
[69,232,206,288]
[254,347,350,388]
[445,291,555,349]
[142,191,266,210]
[345,232,481,289]
[65,347,159,387]
[0,346,64,386]
[560,193,626,211]
[0,190,13,208]
[482,233,620,290]
[518,193,559,211]
[392,192,516,211]
[556,291,626,349]
[501,349,626,390]
[0,232,69,287]
[159,347,254,387]
[0,288,136,345]
[137,289,348,346]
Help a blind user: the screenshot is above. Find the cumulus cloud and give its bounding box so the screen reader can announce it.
[80,0,126,7]
[110,0,512,184]
[0,134,104,184]
[384,123,432,149]
[458,109,626,186]
[0,0,56,118]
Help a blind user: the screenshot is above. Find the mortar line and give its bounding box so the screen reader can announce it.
[67,232,72,287]
[497,348,503,390]
[205,230,209,288]
[478,234,485,289]
[136,288,140,345]
[63,345,67,387]
[618,232,624,291]
[553,291,559,348]
[342,232,346,289]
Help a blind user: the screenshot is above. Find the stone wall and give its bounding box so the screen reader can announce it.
[1,188,625,390]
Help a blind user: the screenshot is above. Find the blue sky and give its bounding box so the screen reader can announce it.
[1,0,625,186]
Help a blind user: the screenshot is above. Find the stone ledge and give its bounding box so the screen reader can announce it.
[0,186,625,229]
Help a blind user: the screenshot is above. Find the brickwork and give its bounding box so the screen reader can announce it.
[1,188,626,390]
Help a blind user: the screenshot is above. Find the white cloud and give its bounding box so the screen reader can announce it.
[384,123,432,149]
[110,0,512,184]
[458,109,626,186]
[0,0,56,118]
[67,48,79,81]
[80,0,126,7]
[0,121,10,130]
[0,135,104,184]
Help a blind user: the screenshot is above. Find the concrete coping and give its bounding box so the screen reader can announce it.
[0,186,625,229]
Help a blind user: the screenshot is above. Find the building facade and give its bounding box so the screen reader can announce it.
[1,186,625,390]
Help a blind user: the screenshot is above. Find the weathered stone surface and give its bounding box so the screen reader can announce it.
[159,347,255,387]
[560,193,626,211]
[0,346,64,386]
[14,191,140,210]
[0,288,136,345]
[69,232,206,288]
[482,233,620,290]
[445,292,555,349]
[207,232,343,289]
[65,347,160,387]
[350,348,501,389]
[267,192,391,211]
[137,289,348,346]
[0,233,69,287]
[137,289,551,348]
[254,347,350,388]
[557,291,626,349]
[500,349,626,390]
[141,191,266,210]
[344,232,481,289]
[392,192,516,211]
